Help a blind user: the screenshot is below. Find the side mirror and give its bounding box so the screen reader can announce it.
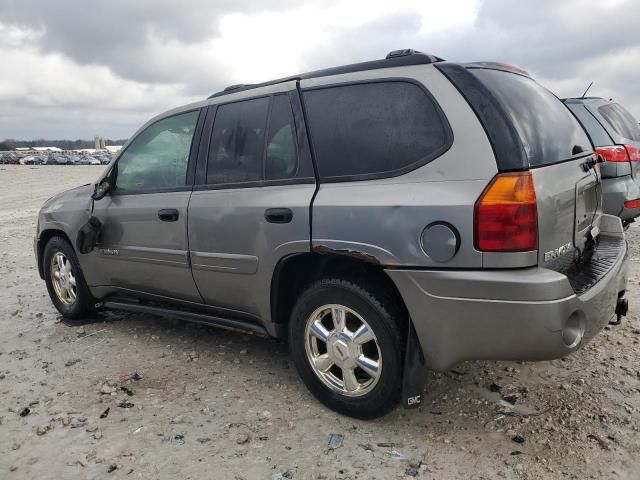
[92,180,111,200]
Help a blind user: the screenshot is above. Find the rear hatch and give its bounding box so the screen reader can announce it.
[437,63,602,272]
[563,100,625,179]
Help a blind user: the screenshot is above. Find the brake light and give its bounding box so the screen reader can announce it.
[474,171,538,252]
[624,199,640,209]
[625,145,639,161]
[595,145,639,162]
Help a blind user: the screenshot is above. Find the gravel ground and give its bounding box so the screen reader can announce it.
[1,165,639,480]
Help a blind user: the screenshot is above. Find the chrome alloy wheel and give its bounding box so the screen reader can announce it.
[304,304,382,397]
[50,251,77,305]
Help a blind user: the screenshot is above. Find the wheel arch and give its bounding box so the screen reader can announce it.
[270,252,408,334]
[37,229,73,279]
[270,251,429,412]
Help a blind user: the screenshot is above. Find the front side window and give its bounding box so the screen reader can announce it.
[303,81,450,180]
[115,110,199,192]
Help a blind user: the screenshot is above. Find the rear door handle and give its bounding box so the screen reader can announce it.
[265,208,293,224]
[158,209,179,222]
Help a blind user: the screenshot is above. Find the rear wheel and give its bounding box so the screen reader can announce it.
[43,236,95,320]
[289,278,405,419]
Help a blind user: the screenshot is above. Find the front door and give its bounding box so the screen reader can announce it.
[86,109,203,303]
[188,86,316,324]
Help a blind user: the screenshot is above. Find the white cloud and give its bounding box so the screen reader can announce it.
[0,0,638,139]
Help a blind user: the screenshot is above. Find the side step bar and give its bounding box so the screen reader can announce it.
[102,300,269,336]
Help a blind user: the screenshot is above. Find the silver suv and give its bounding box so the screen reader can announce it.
[35,50,629,418]
[563,97,640,224]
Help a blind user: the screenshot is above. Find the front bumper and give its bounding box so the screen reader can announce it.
[387,218,628,371]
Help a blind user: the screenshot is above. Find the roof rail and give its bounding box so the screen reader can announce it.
[207,49,443,99]
[386,49,443,62]
[223,84,255,92]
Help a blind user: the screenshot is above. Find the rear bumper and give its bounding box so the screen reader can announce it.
[602,175,640,221]
[387,217,628,371]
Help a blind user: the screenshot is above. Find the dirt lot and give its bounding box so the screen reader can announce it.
[0,165,639,480]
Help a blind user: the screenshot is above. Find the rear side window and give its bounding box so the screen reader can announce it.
[265,95,298,180]
[303,81,450,180]
[207,97,269,184]
[471,69,591,167]
[566,104,612,147]
[598,103,640,141]
[206,95,300,185]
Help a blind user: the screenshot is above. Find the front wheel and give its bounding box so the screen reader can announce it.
[288,278,405,419]
[43,236,95,320]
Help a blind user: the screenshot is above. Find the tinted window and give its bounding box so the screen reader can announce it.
[471,69,591,167]
[598,103,640,141]
[116,110,199,192]
[566,104,612,147]
[265,95,298,180]
[303,82,449,179]
[207,97,269,184]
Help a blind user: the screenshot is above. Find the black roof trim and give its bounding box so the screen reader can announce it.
[562,96,607,103]
[207,50,443,99]
[464,61,531,77]
[435,62,528,172]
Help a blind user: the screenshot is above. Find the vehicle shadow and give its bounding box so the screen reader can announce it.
[77,308,558,430]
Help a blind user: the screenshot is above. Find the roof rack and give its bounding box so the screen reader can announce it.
[223,84,255,92]
[207,49,444,99]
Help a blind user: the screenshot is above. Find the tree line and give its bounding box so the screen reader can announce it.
[0,139,128,151]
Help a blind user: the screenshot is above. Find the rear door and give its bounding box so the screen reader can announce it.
[467,68,601,271]
[188,84,316,324]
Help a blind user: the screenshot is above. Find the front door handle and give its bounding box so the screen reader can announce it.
[265,208,293,224]
[158,209,179,222]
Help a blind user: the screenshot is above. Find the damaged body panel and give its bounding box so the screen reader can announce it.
[35,184,95,279]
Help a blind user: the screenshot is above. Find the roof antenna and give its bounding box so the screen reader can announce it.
[581,81,593,98]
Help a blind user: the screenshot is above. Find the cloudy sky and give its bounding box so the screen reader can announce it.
[0,0,638,140]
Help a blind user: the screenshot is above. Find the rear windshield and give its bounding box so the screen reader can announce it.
[566,104,612,147]
[598,103,640,141]
[471,69,591,167]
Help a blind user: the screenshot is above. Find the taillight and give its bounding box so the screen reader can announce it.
[624,199,640,209]
[474,171,538,252]
[595,145,639,162]
[625,145,639,161]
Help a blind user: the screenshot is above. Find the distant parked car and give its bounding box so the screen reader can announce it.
[47,154,71,165]
[0,152,17,164]
[564,97,640,224]
[20,155,42,165]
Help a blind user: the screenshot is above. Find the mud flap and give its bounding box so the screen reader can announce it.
[402,320,427,409]
[76,216,103,254]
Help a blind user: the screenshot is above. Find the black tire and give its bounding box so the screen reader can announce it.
[288,277,405,419]
[43,236,95,320]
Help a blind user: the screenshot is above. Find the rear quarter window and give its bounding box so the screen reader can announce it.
[598,103,640,141]
[302,81,451,181]
[471,69,591,167]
